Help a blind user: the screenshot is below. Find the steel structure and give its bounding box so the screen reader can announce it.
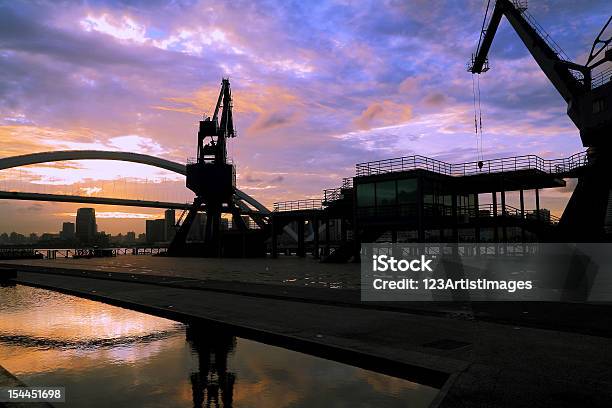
[0,150,270,215]
[0,191,193,210]
[469,0,612,239]
[167,78,267,256]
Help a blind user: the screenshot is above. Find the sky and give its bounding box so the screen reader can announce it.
[0,0,610,234]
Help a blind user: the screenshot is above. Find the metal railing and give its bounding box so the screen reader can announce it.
[273,199,323,212]
[323,188,342,203]
[356,203,559,225]
[477,203,559,223]
[520,8,571,63]
[355,151,588,177]
[592,66,612,89]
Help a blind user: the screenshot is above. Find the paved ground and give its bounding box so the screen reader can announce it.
[1,255,360,288]
[4,262,612,408]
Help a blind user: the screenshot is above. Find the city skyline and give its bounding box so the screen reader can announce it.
[0,0,609,234]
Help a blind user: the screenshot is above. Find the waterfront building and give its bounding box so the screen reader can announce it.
[60,222,75,240]
[76,208,97,243]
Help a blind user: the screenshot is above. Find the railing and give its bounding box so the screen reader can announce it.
[323,188,342,203]
[273,199,323,212]
[519,8,571,63]
[342,177,353,188]
[477,203,559,224]
[357,203,559,225]
[511,0,528,11]
[513,5,587,84]
[355,151,588,177]
[592,66,612,89]
[225,218,261,230]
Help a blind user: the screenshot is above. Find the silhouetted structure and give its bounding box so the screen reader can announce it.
[468,0,612,240]
[272,151,594,261]
[186,325,236,408]
[164,209,175,241]
[60,222,75,240]
[75,208,96,243]
[145,219,166,243]
[167,79,267,257]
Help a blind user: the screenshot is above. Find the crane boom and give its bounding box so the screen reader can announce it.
[469,0,612,149]
[469,0,587,129]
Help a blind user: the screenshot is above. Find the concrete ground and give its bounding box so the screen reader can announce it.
[1,255,361,289]
[2,258,612,408]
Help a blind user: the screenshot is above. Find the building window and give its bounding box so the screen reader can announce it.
[397,179,417,204]
[376,180,396,206]
[357,183,375,207]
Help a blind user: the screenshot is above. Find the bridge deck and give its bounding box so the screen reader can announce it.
[0,191,193,210]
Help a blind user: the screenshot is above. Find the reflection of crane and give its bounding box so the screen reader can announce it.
[186,326,236,408]
[168,78,252,256]
[469,0,612,239]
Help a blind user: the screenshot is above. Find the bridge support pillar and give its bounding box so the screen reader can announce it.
[520,189,526,242]
[501,186,507,242]
[535,188,541,221]
[325,217,330,256]
[271,218,278,258]
[492,191,499,242]
[297,218,305,257]
[313,216,320,258]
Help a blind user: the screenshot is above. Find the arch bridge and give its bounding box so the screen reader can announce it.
[0,150,271,215]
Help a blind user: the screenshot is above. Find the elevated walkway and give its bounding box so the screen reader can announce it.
[355,151,588,179]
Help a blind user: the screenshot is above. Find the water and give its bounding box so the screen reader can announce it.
[0,285,438,407]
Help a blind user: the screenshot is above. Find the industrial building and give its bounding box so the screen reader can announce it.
[271,151,591,261]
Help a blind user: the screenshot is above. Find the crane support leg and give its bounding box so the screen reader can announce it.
[167,197,204,255]
[559,150,612,241]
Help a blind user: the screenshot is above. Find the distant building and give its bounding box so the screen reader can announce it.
[9,232,26,244]
[146,219,166,243]
[125,231,136,243]
[76,208,97,243]
[60,222,75,240]
[40,233,59,241]
[165,209,176,241]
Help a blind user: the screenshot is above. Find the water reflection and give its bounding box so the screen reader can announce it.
[0,285,437,407]
[187,326,236,407]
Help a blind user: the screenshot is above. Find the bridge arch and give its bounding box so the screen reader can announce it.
[0,150,270,214]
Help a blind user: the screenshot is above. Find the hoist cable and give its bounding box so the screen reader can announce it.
[477,74,484,162]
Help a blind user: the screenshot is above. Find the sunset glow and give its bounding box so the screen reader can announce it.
[0,0,608,233]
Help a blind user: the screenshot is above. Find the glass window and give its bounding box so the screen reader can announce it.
[376,180,396,206]
[357,183,375,207]
[423,180,434,204]
[397,179,417,204]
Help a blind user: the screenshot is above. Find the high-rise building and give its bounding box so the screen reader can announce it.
[165,209,176,241]
[60,222,75,240]
[76,208,97,243]
[146,219,166,243]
